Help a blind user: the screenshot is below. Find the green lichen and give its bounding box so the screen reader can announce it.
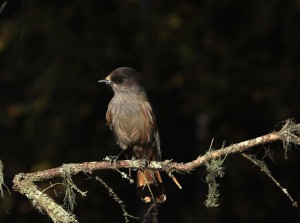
[204,156,225,208]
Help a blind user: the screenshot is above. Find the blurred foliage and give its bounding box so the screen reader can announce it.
[0,0,300,222]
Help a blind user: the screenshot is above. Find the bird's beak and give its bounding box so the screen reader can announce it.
[98,75,113,85]
[98,79,113,85]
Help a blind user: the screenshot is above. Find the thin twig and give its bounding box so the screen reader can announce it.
[242,153,298,207]
[114,168,135,184]
[40,182,63,195]
[140,171,159,223]
[142,203,156,223]
[95,176,139,222]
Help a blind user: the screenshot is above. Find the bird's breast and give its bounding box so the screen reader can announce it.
[109,97,152,146]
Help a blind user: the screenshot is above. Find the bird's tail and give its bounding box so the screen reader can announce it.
[137,170,166,203]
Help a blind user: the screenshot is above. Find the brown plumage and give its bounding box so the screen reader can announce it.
[99,67,166,203]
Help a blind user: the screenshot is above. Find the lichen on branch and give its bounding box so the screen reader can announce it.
[10,119,300,223]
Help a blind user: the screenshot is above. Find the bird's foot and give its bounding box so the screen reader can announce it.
[109,155,120,164]
[142,158,150,168]
[106,150,125,164]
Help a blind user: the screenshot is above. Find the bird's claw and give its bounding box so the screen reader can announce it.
[142,158,150,168]
[109,155,119,164]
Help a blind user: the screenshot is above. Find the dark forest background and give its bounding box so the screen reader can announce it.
[0,0,300,222]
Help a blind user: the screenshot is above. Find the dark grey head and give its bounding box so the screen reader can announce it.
[99,67,146,96]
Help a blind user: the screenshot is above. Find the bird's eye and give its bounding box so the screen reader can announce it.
[114,77,123,84]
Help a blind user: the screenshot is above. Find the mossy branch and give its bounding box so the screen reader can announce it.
[13,174,78,223]
[10,119,300,222]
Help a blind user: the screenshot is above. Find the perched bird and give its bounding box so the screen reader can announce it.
[99,67,166,203]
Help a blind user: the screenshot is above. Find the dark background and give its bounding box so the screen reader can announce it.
[1,0,300,222]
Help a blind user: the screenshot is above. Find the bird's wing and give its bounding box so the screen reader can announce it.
[106,108,113,131]
[143,102,161,161]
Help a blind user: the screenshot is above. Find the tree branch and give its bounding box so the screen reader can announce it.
[11,119,300,223]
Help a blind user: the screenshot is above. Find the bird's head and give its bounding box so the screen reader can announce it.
[99,67,146,96]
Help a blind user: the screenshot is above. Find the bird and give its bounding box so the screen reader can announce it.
[99,67,166,203]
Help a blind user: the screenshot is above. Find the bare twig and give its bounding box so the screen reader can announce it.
[242,153,298,207]
[114,168,134,184]
[40,182,63,195]
[142,202,159,223]
[140,171,159,223]
[95,176,139,222]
